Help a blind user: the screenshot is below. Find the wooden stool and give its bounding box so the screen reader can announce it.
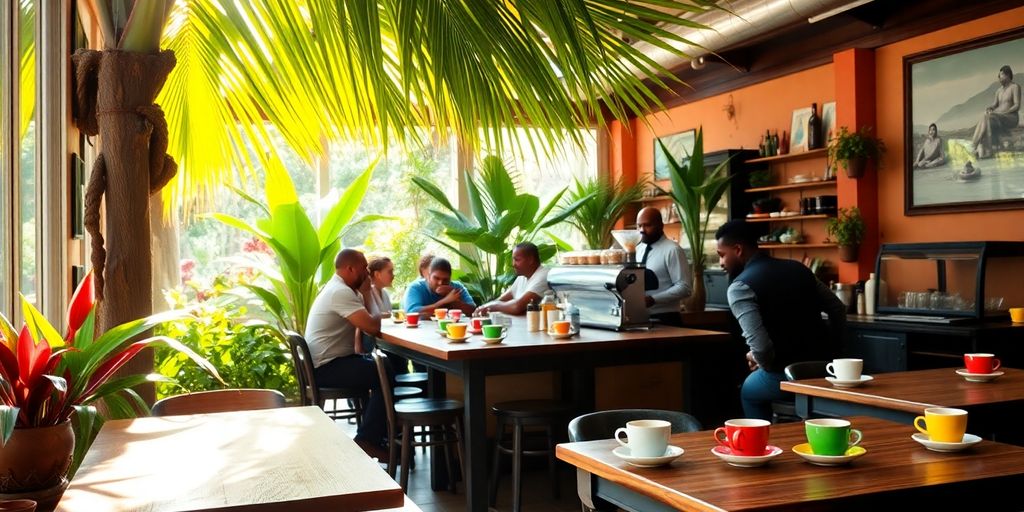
[489,399,570,511]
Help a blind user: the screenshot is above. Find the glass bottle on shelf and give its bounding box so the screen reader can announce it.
[808,103,822,150]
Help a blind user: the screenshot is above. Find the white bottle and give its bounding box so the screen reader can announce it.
[865,273,878,315]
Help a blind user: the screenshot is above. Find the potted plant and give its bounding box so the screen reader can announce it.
[827,126,886,178]
[659,127,734,312]
[0,272,219,511]
[563,176,645,250]
[827,207,866,262]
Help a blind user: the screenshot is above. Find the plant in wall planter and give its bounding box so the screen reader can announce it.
[827,126,886,178]
[827,207,866,262]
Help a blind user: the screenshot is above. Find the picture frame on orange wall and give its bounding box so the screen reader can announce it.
[904,26,1024,215]
[654,129,695,181]
[789,107,812,153]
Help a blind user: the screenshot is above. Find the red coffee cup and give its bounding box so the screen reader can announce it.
[964,353,1000,374]
[713,419,770,456]
[406,312,420,327]
[471,317,485,331]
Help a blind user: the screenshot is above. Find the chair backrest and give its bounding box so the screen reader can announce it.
[784,361,829,381]
[151,389,286,417]
[287,333,321,407]
[567,409,702,442]
[371,350,398,437]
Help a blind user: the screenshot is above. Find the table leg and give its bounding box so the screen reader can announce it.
[428,368,449,491]
[462,367,488,511]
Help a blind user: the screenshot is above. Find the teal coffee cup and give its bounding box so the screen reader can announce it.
[805,418,862,456]
[482,324,506,338]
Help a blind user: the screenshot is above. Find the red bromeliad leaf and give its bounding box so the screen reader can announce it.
[65,272,95,343]
[17,326,52,393]
[80,342,147,400]
[0,343,18,385]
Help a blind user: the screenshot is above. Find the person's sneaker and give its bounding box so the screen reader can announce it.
[355,438,390,461]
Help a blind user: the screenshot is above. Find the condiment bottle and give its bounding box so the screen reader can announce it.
[539,290,557,331]
[567,303,581,333]
[856,290,866,315]
[526,300,541,332]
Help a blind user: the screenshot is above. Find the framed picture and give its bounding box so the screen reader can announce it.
[789,107,812,153]
[905,27,1024,215]
[654,129,695,181]
[822,102,837,143]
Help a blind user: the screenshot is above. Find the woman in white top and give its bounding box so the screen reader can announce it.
[367,256,395,318]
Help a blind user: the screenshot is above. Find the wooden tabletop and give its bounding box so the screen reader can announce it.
[780,367,1024,414]
[557,415,1024,511]
[57,406,403,512]
[379,315,729,361]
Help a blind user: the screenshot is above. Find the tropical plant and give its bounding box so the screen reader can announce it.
[412,156,591,303]
[826,206,866,247]
[564,176,646,250]
[659,128,732,272]
[828,126,886,168]
[0,271,219,452]
[209,160,381,334]
[155,283,297,401]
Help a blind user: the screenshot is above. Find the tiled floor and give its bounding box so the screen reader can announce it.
[337,420,582,511]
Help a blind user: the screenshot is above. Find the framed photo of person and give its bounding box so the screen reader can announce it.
[904,27,1024,215]
[788,107,813,153]
[653,129,695,181]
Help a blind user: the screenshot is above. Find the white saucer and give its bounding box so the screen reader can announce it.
[825,375,874,388]
[710,445,783,467]
[445,334,471,343]
[792,443,866,466]
[955,369,1004,383]
[468,328,483,335]
[481,336,505,345]
[911,433,982,452]
[547,329,578,340]
[611,445,684,468]
[405,323,420,328]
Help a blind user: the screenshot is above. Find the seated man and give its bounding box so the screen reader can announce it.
[305,248,389,460]
[476,242,550,315]
[715,220,846,421]
[403,257,476,316]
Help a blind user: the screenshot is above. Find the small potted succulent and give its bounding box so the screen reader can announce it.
[828,126,886,178]
[827,207,866,262]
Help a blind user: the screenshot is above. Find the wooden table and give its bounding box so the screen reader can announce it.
[377,317,731,512]
[557,415,1024,511]
[780,367,1024,441]
[57,406,404,512]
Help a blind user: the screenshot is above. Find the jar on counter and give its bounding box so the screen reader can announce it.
[526,300,541,332]
[539,290,557,331]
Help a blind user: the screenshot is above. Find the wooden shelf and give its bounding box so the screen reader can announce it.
[746,148,828,164]
[746,180,837,193]
[746,214,830,223]
[760,243,837,249]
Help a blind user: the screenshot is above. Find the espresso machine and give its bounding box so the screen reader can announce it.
[547,230,651,331]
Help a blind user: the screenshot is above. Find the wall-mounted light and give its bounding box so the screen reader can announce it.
[690,55,707,70]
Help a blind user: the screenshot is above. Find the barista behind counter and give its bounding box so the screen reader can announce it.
[636,207,692,326]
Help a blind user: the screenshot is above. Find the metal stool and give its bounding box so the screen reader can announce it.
[489,399,570,511]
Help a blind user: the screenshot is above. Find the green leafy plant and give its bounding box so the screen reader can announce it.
[0,271,220,476]
[210,160,380,334]
[412,156,591,303]
[155,288,297,401]
[563,176,645,250]
[828,126,886,168]
[826,206,866,247]
[658,127,733,272]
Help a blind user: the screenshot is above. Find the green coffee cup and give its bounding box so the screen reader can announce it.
[805,418,862,456]
[482,324,505,338]
[438,319,451,332]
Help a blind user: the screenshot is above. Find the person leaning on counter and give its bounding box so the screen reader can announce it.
[403,257,476,317]
[715,220,847,421]
[476,242,550,316]
[635,207,692,326]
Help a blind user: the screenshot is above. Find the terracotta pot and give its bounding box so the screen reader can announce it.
[838,244,859,262]
[684,268,707,312]
[0,421,74,511]
[0,500,37,512]
[844,156,867,178]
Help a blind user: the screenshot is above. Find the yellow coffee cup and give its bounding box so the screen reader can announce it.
[446,322,468,338]
[914,407,967,443]
[1010,307,1024,323]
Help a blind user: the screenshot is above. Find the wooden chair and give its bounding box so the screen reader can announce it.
[772,360,828,423]
[287,333,368,424]
[567,408,702,443]
[151,389,286,416]
[371,349,465,492]
[489,399,571,511]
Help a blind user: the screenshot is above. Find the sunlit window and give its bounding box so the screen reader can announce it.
[18,0,38,306]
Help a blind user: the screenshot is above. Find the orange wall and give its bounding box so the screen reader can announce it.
[875,7,1024,245]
